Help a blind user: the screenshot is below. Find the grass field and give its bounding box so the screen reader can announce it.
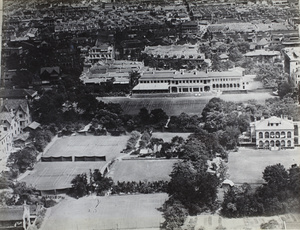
[228,147,300,184]
[108,159,178,182]
[42,193,168,230]
[21,162,107,190]
[151,132,191,142]
[21,135,130,191]
[98,92,275,116]
[44,135,129,161]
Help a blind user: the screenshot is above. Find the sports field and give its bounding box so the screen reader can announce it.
[98,92,275,116]
[21,135,130,191]
[44,135,129,161]
[151,132,191,142]
[42,193,168,230]
[108,159,178,182]
[21,162,107,190]
[228,147,300,184]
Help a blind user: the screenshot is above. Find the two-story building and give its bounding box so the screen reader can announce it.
[133,67,256,94]
[250,116,300,149]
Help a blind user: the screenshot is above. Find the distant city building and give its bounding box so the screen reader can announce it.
[80,60,144,85]
[85,41,115,67]
[250,116,300,149]
[143,44,205,60]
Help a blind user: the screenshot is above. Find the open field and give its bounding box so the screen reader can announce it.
[228,147,300,184]
[42,193,168,230]
[44,135,129,161]
[98,92,275,116]
[151,132,192,142]
[108,159,178,182]
[21,162,107,190]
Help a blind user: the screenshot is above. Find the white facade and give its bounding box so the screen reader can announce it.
[250,116,299,149]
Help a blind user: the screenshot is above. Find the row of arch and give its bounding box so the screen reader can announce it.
[258,140,292,148]
[258,131,292,139]
[212,83,240,89]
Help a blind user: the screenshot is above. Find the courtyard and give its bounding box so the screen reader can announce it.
[228,147,300,184]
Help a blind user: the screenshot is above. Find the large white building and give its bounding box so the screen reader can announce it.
[133,67,256,94]
[250,116,300,149]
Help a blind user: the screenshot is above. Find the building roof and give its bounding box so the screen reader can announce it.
[1,99,28,114]
[26,121,41,130]
[245,50,280,57]
[133,83,169,91]
[0,89,37,99]
[40,67,60,75]
[0,206,24,221]
[0,112,13,124]
[252,116,294,130]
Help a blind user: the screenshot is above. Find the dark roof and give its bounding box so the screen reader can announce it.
[0,89,37,99]
[1,99,28,114]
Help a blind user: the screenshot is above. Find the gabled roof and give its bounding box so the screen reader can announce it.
[1,99,28,114]
[40,67,60,75]
[257,38,269,46]
[0,112,13,124]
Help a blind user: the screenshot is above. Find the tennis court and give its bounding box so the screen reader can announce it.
[42,193,168,230]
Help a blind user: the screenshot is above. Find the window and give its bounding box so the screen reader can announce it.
[287,131,291,138]
[265,132,269,138]
[19,114,23,118]
[259,132,263,138]
[4,127,7,131]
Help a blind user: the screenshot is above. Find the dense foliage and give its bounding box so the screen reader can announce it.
[111,180,168,194]
[221,164,300,217]
[69,169,113,198]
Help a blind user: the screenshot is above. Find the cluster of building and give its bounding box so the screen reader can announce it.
[0,89,39,171]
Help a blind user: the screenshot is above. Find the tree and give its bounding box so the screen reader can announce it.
[160,198,189,230]
[150,108,168,125]
[263,164,289,190]
[70,173,88,198]
[278,80,295,99]
[138,107,150,125]
[168,161,219,214]
[7,146,38,173]
[288,165,300,197]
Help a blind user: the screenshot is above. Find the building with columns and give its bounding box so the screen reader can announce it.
[133,67,256,94]
[250,116,300,149]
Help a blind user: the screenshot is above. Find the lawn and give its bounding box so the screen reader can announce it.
[228,147,300,184]
[42,193,168,230]
[108,159,178,182]
[151,132,192,142]
[98,92,275,116]
[21,162,107,190]
[44,135,129,162]
[21,135,130,191]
